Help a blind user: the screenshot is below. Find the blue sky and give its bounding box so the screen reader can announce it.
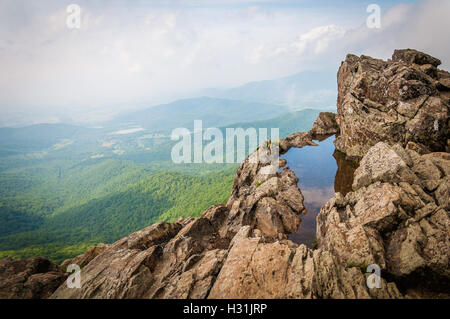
[0,0,448,124]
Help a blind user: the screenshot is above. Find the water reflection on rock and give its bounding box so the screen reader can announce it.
[281,135,358,247]
[333,149,359,196]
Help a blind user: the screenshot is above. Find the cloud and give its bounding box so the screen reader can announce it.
[0,1,348,117]
[326,0,450,68]
[0,0,449,124]
[295,25,346,54]
[301,186,335,207]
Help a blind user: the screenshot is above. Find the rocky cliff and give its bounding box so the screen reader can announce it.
[1,49,448,299]
[335,49,449,159]
[317,143,449,297]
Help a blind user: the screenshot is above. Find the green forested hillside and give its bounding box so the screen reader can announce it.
[0,108,321,264]
[0,166,235,263]
[0,124,85,151]
[223,108,320,138]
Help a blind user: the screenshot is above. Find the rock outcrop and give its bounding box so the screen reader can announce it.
[50,137,310,299]
[0,257,67,299]
[223,144,305,240]
[1,49,448,299]
[60,243,110,271]
[208,226,402,299]
[48,109,408,299]
[335,49,449,159]
[51,215,229,298]
[317,142,449,296]
[311,111,339,136]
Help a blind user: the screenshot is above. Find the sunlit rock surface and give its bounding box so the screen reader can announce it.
[335,49,449,159]
[317,142,449,296]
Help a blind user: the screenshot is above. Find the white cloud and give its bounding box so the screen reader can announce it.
[0,0,449,125]
[295,25,346,54]
[327,0,450,68]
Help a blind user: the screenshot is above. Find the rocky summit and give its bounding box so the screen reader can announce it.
[0,49,448,299]
[334,49,449,159]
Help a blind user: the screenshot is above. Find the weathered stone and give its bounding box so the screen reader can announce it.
[392,49,441,67]
[223,141,305,240]
[61,243,110,271]
[50,215,231,299]
[0,257,67,299]
[317,141,450,295]
[311,112,339,136]
[283,132,317,149]
[209,231,402,299]
[335,49,448,159]
[352,142,420,189]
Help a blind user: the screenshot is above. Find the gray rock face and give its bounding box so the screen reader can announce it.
[317,142,449,295]
[311,112,339,136]
[208,226,402,299]
[352,142,420,189]
[223,143,305,239]
[334,49,449,159]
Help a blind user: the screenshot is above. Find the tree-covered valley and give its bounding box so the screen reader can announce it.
[0,105,321,264]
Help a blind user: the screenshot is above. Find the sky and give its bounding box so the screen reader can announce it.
[0,0,449,125]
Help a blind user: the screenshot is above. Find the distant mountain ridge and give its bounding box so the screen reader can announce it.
[0,68,336,129]
[109,97,290,133]
[0,124,86,151]
[201,69,337,109]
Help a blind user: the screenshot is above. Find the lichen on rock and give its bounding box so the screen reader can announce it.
[334,49,449,159]
[317,142,449,296]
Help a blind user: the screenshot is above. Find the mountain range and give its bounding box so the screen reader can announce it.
[201,69,336,109]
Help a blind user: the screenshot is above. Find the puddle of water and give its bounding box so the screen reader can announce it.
[280,135,357,247]
[333,148,359,196]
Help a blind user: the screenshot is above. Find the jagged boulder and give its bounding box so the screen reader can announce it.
[280,132,318,153]
[335,49,449,159]
[50,219,231,299]
[49,138,310,299]
[311,112,339,136]
[60,243,110,271]
[223,140,305,239]
[392,49,442,67]
[208,226,402,299]
[352,142,420,189]
[48,116,411,300]
[317,142,449,295]
[0,257,67,299]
